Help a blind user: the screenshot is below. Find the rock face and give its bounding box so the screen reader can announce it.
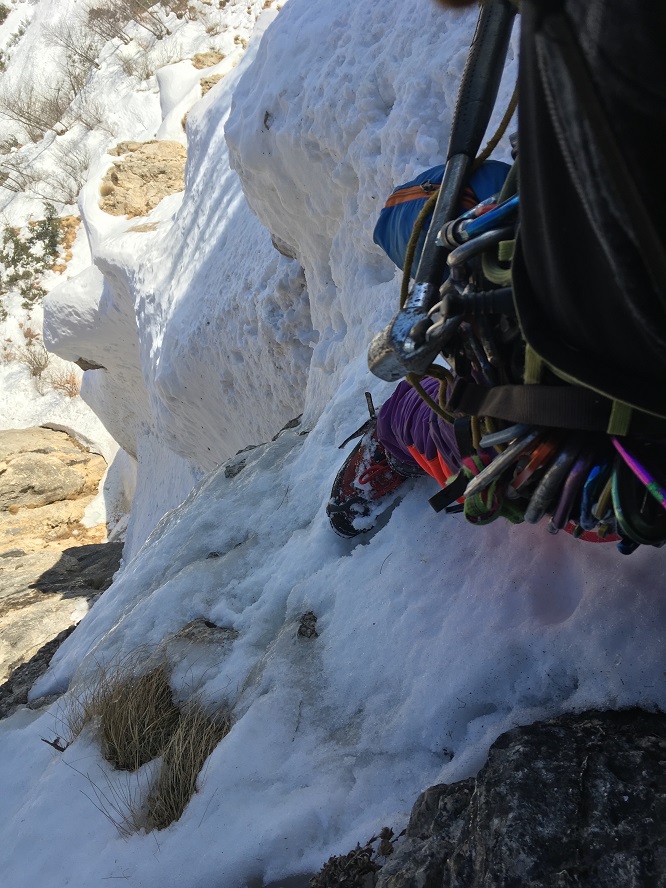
[192,50,225,70]
[376,709,666,888]
[0,428,106,551]
[0,428,120,688]
[100,140,187,218]
[200,73,224,96]
[0,627,75,720]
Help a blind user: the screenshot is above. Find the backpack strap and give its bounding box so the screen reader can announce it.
[447,378,666,438]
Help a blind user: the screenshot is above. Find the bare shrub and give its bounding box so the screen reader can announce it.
[145,703,230,830]
[88,0,171,43]
[1,339,17,362]
[46,366,81,398]
[0,5,9,26]
[121,0,172,38]
[46,21,102,73]
[15,342,50,378]
[0,135,21,155]
[118,49,153,80]
[311,829,397,888]
[75,94,114,133]
[0,77,75,141]
[86,4,132,45]
[21,324,41,345]
[118,40,186,80]
[159,0,196,19]
[34,142,92,204]
[151,39,185,70]
[0,152,40,194]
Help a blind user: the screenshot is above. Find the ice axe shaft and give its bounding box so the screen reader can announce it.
[368,0,517,382]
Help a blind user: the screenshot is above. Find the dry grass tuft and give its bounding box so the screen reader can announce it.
[146,703,231,830]
[68,659,180,771]
[65,653,231,832]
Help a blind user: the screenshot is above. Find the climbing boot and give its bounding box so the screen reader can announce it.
[326,394,418,538]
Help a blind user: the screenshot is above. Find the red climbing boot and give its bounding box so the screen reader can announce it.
[326,394,417,538]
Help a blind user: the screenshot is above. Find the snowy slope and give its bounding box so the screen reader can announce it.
[1,1,665,887]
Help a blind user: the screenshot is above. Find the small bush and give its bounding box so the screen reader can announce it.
[88,0,171,42]
[0,4,9,26]
[0,205,63,313]
[119,49,153,80]
[46,20,102,77]
[151,39,185,70]
[311,829,397,888]
[0,152,40,193]
[21,324,41,345]
[15,342,50,378]
[0,135,21,155]
[86,4,132,45]
[0,77,74,142]
[0,205,62,275]
[160,0,188,12]
[7,19,29,49]
[35,143,92,204]
[46,366,81,398]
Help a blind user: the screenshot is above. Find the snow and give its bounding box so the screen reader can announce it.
[0,1,664,887]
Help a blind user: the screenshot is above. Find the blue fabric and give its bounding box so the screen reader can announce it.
[373,159,511,272]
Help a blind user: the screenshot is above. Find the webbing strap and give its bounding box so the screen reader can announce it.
[523,345,543,385]
[429,472,469,513]
[447,378,666,437]
[607,401,632,437]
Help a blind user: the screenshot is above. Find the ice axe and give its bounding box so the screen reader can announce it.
[367,0,517,382]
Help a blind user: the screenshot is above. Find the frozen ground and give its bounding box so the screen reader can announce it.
[0,1,664,887]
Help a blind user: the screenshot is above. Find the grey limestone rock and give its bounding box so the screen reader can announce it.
[0,627,75,720]
[376,709,666,888]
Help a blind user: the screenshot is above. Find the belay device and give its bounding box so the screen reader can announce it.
[368,0,666,553]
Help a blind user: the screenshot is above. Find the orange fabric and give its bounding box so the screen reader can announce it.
[407,445,454,488]
[384,184,439,207]
[385,183,479,210]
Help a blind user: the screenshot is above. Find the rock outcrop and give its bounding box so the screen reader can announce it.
[192,50,225,70]
[0,428,120,688]
[0,627,75,720]
[0,427,106,551]
[100,140,187,218]
[375,709,666,888]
